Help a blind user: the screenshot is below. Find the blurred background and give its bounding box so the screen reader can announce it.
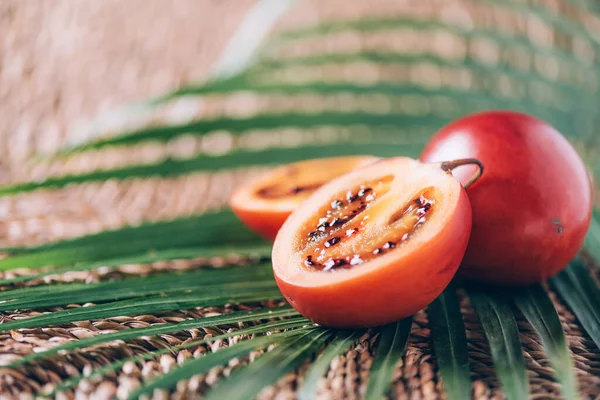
[1,0,599,398]
[1,0,598,247]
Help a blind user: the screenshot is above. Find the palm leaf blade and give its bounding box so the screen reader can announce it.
[53,318,311,396]
[428,287,471,400]
[512,285,579,400]
[365,318,413,400]
[584,216,600,264]
[0,245,272,285]
[127,327,320,399]
[298,330,362,400]
[204,328,333,400]
[9,306,298,368]
[0,264,274,311]
[0,142,422,198]
[551,260,600,348]
[468,290,529,400]
[0,287,282,332]
[65,111,439,153]
[0,210,264,270]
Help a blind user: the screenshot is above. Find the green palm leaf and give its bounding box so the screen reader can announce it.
[267,18,598,75]
[52,317,311,396]
[512,285,579,400]
[365,318,413,400]
[204,328,333,400]
[254,52,593,100]
[0,210,264,270]
[0,245,272,285]
[428,286,471,400]
[469,290,529,400]
[484,0,600,48]
[298,330,362,400]
[585,216,600,263]
[0,141,423,198]
[0,263,273,311]
[65,111,440,153]
[156,77,585,131]
[127,326,325,399]
[551,260,600,348]
[9,306,298,368]
[0,286,282,332]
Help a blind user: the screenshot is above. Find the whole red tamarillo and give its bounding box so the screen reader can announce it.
[420,110,593,285]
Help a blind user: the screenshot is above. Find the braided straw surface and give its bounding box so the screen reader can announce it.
[1,0,599,398]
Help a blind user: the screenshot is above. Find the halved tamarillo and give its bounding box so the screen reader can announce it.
[272,156,481,328]
[229,156,379,240]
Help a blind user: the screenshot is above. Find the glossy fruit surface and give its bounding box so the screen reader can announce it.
[229,156,378,240]
[272,157,472,328]
[421,110,592,285]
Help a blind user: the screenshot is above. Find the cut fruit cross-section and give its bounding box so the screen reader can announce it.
[229,156,379,240]
[272,157,477,328]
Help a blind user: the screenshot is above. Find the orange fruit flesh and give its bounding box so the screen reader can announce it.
[229,156,379,240]
[272,157,472,328]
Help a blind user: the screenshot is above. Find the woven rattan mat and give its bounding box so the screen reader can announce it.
[1,1,599,398]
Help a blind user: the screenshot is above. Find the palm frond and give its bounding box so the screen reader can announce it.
[65,111,442,153]
[298,330,363,400]
[254,52,594,99]
[585,216,600,263]
[484,0,600,48]
[0,210,263,270]
[551,260,600,348]
[127,326,323,399]
[428,286,471,400]
[513,285,579,400]
[0,141,423,198]
[0,286,282,332]
[267,17,598,75]
[8,306,298,368]
[0,245,272,285]
[52,317,311,395]
[365,318,413,400]
[468,290,529,400]
[0,263,273,311]
[204,328,333,400]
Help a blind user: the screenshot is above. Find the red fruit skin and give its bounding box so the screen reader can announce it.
[421,110,593,285]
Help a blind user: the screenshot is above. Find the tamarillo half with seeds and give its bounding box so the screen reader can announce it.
[272,156,482,327]
[229,156,379,240]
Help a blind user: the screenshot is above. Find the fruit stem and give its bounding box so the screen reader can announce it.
[439,158,484,189]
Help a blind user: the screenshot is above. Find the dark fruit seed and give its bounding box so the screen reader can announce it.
[373,248,382,255]
[324,236,341,248]
[304,255,314,267]
[333,259,348,267]
[331,200,343,209]
[346,190,359,202]
[383,241,395,249]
